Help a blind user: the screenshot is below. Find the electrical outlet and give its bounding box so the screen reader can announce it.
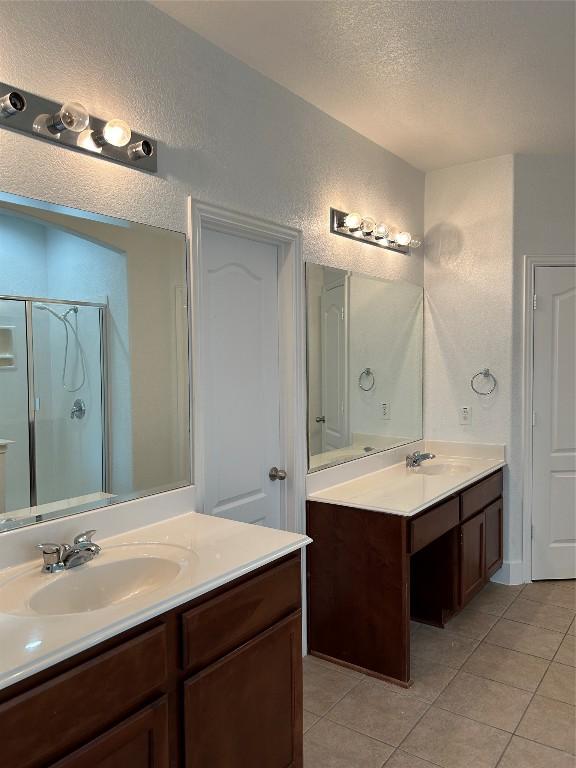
[459,406,472,425]
[381,402,391,420]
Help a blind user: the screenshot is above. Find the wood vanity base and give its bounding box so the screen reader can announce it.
[0,552,303,768]
[307,470,503,685]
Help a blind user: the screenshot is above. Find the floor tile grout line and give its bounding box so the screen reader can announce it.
[482,637,562,663]
[430,700,532,737]
[450,663,550,696]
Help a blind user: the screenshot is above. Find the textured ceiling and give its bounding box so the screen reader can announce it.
[152,0,575,171]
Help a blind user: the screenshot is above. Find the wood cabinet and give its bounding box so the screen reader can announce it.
[460,511,486,605]
[184,613,302,768]
[49,699,169,768]
[0,552,303,768]
[307,469,503,685]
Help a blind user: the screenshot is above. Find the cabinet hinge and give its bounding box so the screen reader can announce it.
[533,294,537,310]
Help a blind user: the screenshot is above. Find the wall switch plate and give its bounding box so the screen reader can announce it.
[380,402,391,420]
[459,406,472,425]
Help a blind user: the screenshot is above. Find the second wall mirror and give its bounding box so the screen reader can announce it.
[306,264,423,472]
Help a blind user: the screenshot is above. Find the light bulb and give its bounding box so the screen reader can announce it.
[48,101,90,134]
[344,212,362,231]
[375,222,389,240]
[410,238,422,248]
[361,217,376,236]
[0,91,26,117]
[395,231,412,246]
[128,139,154,160]
[102,119,132,147]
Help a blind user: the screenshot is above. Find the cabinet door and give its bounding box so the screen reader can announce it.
[49,698,169,768]
[184,612,302,768]
[485,499,503,578]
[460,512,485,606]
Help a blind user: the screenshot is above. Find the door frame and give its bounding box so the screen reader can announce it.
[189,198,306,534]
[521,254,576,582]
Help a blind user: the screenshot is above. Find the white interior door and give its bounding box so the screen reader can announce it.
[202,228,282,528]
[320,281,348,451]
[532,265,576,580]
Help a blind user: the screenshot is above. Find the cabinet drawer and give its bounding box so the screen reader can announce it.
[461,470,503,522]
[409,498,460,554]
[181,555,301,673]
[48,697,169,768]
[1,625,168,768]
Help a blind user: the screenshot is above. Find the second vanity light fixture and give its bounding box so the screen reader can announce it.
[0,82,157,172]
[330,208,422,254]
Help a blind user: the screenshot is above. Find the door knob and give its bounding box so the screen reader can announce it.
[269,466,287,481]
[315,416,326,423]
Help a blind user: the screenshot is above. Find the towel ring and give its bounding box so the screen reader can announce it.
[359,367,376,392]
[471,368,497,396]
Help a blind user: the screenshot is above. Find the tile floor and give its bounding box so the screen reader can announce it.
[303,580,576,767]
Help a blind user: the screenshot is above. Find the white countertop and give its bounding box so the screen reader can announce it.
[0,512,310,692]
[308,454,505,517]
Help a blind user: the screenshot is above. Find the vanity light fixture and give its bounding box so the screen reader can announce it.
[330,208,422,254]
[0,80,157,173]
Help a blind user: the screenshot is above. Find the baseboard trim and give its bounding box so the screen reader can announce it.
[491,560,525,586]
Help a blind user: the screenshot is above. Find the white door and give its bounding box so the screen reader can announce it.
[320,280,348,451]
[202,228,282,528]
[532,265,576,580]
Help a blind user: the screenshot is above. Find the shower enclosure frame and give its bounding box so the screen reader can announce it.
[0,294,109,511]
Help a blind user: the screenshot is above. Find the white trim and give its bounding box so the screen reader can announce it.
[491,559,524,586]
[189,199,306,535]
[521,254,576,583]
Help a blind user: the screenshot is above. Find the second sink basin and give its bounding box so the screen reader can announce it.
[29,556,181,615]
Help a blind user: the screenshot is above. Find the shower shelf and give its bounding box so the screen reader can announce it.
[0,327,15,368]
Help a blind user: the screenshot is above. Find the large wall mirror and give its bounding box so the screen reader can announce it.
[306,264,423,471]
[0,192,191,532]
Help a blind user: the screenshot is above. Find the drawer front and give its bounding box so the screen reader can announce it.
[1,625,168,768]
[410,497,460,554]
[182,555,301,673]
[461,470,503,522]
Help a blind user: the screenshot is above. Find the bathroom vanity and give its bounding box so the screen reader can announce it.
[0,513,309,768]
[306,450,504,686]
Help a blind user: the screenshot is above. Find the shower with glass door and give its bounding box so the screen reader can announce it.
[0,296,108,521]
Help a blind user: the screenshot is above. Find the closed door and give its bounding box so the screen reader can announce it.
[320,280,348,450]
[48,700,169,768]
[202,228,282,527]
[460,512,485,606]
[183,613,302,768]
[532,265,576,580]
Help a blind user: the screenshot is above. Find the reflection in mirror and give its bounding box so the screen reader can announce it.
[306,264,423,471]
[0,192,191,532]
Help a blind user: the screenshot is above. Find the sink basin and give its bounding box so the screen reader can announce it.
[0,542,191,617]
[29,557,181,615]
[415,461,471,476]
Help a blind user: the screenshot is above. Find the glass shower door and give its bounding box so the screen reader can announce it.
[32,301,106,509]
[0,298,31,517]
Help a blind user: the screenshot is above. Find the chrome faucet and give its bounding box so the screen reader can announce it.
[406,451,436,468]
[37,530,101,573]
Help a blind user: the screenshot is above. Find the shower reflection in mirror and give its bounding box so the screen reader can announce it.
[0,192,191,531]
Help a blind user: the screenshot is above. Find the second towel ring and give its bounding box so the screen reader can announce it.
[359,367,376,392]
[471,368,497,396]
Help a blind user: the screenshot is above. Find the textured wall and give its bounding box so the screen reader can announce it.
[424,155,515,577]
[0,1,424,285]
